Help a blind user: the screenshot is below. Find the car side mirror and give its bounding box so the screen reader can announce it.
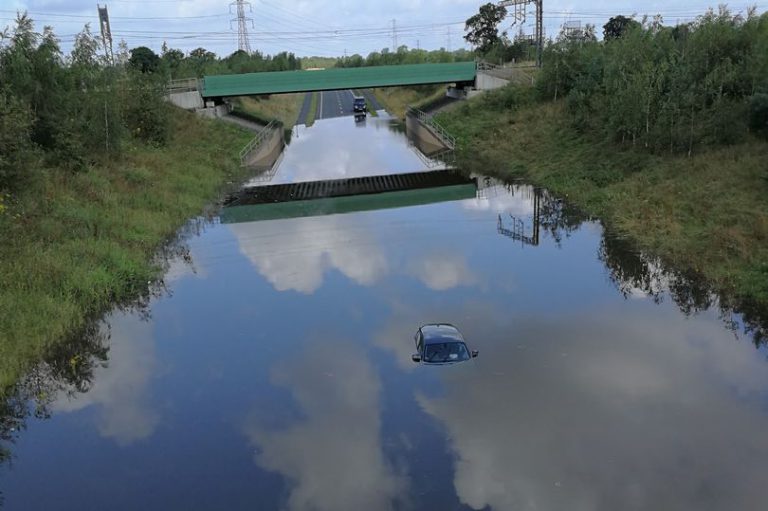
[411,354,421,363]
[471,350,479,358]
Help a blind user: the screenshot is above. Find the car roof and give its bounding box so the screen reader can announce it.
[420,324,465,344]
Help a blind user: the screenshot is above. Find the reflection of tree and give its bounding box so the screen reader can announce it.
[536,190,588,244]
[0,323,110,467]
[600,234,767,346]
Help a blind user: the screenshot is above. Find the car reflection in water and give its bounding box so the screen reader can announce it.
[354,113,367,125]
[412,323,478,365]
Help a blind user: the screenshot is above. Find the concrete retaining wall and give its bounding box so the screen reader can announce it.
[168,91,204,110]
[405,114,450,156]
[244,128,284,168]
[475,72,510,91]
[195,104,232,119]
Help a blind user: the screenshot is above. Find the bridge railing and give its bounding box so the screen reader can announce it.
[477,60,536,86]
[406,107,456,150]
[167,78,201,94]
[239,120,279,166]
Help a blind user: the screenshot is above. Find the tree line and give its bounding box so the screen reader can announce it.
[536,8,768,153]
[0,13,301,194]
[334,46,474,68]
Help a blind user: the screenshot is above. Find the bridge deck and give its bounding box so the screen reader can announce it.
[221,171,477,223]
[202,62,477,98]
[224,170,474,206]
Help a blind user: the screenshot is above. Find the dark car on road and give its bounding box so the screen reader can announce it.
[412,324,478,365]
[352,94,367,113]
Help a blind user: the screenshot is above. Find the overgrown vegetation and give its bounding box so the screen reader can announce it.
[231,93,305,127]
[158,44,300,79]
[438,8,768,317]
[334,47,474,68]
[305,92,319,127]
[0,15,252,387]
[372,85,445,119]
[538,8,768,153]
[463,2,544,63]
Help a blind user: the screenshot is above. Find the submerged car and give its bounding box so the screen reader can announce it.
[412,324,478,365]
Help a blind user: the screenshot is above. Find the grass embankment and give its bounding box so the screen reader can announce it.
[232,93,305,127]
[0,108,253,389]
[304,92,319,127]
[372,85,445,119]
[437,91,768,312]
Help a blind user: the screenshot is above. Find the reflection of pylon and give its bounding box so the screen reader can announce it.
[496,188,541,246]
[97,4,113,64]
[231,0,253,53]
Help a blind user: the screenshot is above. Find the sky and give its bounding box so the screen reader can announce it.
[1,0,765,59]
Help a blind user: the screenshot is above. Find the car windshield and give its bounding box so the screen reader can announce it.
[424,342,470,363]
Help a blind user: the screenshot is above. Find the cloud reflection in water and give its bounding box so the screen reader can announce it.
[415,309,768,511]
[243,340,407,511]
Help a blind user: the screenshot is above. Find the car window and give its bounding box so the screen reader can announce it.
[424,342,470,363]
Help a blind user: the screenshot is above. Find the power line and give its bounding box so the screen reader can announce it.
[231,0,253,53]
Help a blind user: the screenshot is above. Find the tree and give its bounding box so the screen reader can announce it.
[464,3,508,54]
[0,90,36,190]
[70,24,100,68]
[603,15,641,40]
[128,46,159,73]
[161,43,185,77]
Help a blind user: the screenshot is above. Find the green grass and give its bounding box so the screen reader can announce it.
[371,85,445,119]
[232,93,304,127]
[0,108,253,389]
[305,92,319,127]
[437,89,768,313]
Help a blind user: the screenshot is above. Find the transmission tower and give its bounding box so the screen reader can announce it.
[231,0,253,53]
[498,0,543,67]
[97,4,113,64]
[391,19,397,51]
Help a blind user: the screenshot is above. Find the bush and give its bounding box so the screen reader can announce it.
[121,77,170,146]
[479,84,535,111]
[0,91,37,190]
[536,10,768,153]
[749,93,768,138]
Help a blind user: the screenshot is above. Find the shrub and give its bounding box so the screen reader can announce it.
[0,91,37,190]
[749,93,768,138]
[121,77,170,146]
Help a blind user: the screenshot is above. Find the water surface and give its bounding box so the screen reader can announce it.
[2,113,767,511]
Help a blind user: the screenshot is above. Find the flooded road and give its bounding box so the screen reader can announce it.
[2,112,768,510]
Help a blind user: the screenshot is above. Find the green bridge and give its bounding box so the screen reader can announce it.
[201,61,477,98]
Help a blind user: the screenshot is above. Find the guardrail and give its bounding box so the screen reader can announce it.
[167,78,201,93]
[476,61,536,85]
[239,120,279,166]
[406,107,456,150]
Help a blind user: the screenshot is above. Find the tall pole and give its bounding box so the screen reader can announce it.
[231,0,252,53]
[498,0,544,67]
[97,4,113,64]
[536,0,543,67]
[391,19,397,51]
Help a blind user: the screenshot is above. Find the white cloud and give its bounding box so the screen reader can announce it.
[409,253,477,290]
[53,312,160,446]
[416,309,768,510]
[229,213,389,294]
[14,0,758,57]
[243,340,407,511]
